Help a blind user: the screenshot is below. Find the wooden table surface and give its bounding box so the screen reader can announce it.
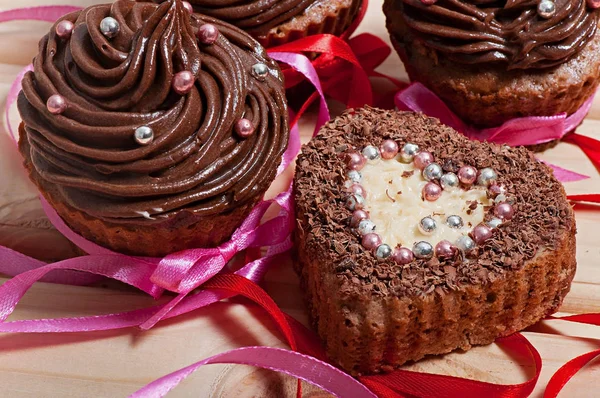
[1,1,600,397]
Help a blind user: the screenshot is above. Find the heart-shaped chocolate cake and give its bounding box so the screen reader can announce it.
[293,107,576,375]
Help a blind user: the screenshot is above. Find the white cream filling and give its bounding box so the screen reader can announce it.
[360,158,491,248]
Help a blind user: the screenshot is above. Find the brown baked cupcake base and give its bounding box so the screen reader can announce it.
[19,123,262,258]
[259,0,363,48]
[293,108,576,375]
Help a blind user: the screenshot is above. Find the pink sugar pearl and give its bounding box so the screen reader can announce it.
[422,182,442,201]
[362,233,382,251]
[393,247,414,265]
[458,166,477,185]
[347,152,366,171]
[46,94,67,114]
[235,118,255,138]
[379,140,399,160]
[349,183,366,197]
[350,210,369,227]
[182,1,193,13]
[472,224,493,245]
[588,0,600,9]
[414,152,434,170]
[55,20,74,39]
[495,203,515,220]
[489,184,506,197]
[435,240,455,259]
[172,71,195,95]
[197,23,219,45]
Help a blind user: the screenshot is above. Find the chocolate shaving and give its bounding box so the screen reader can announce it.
[386,189,396,203]
[402,170,414,178]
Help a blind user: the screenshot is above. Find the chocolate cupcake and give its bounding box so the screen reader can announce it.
[185,0,363,47]
[383,0,600,131]
[17,0,289,257]
[294,107,576,375]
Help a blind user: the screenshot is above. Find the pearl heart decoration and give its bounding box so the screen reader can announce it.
[343,141,515,265]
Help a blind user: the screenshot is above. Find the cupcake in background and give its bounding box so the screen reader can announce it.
[17,0,289,257]
[383,0,600,131]
[184,0,364,47]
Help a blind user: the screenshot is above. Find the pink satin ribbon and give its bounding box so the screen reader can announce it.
[395,83,592,182]
[269,52,330,136]
[130,346,376,398]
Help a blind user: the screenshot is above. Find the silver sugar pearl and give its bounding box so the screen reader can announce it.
[446,215,464,229]
[375,244,393,260]
[418,216,437,235]
[358,219,376,235]
[456,236,476,252]
[423,163,443,181]
[440,172,459,190]
[134,126,154,145]
[477,168,498,187]
[251,63,269,81]
[413,241,434,259]
[347,170,362,183]
[494,194,507,204]
[346,194,365,211]
[100,17,120,39]
[400,143,419,163]
[487,217,503,229]
[362,145,380,161]
[538,0,556,19]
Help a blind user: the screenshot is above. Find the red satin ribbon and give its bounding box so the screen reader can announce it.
[272,33,373,107]
[543,314,600,397]
[204,274,543,398]
[360,333,541,398]
[564,133,600,172]
[269,0,406,110]
[563,134,600,204]
[567,194,600,204]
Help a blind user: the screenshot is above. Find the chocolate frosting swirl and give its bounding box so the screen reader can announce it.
[400,0,600,69]
[188,0,319,36]
[18,0,289,223]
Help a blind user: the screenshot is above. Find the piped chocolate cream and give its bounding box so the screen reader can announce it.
[18,0,289,224]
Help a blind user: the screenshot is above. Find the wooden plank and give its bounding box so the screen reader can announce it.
[0,0,599,396]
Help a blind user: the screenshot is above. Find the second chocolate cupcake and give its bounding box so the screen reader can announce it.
[187,0,364,47]
[384,0,600,130]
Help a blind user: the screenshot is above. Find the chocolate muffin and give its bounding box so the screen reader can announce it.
[17,0,289,257]
[294,107,576,375]
[186,0,363,47]
[383,0,600,130]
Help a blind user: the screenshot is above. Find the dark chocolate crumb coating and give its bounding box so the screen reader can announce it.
[294,107,576,374]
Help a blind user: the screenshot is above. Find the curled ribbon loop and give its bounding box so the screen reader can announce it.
[395,83,593,182]
[395,83,595,147]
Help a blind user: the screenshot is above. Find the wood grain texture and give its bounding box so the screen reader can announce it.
[0,0,599,396]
